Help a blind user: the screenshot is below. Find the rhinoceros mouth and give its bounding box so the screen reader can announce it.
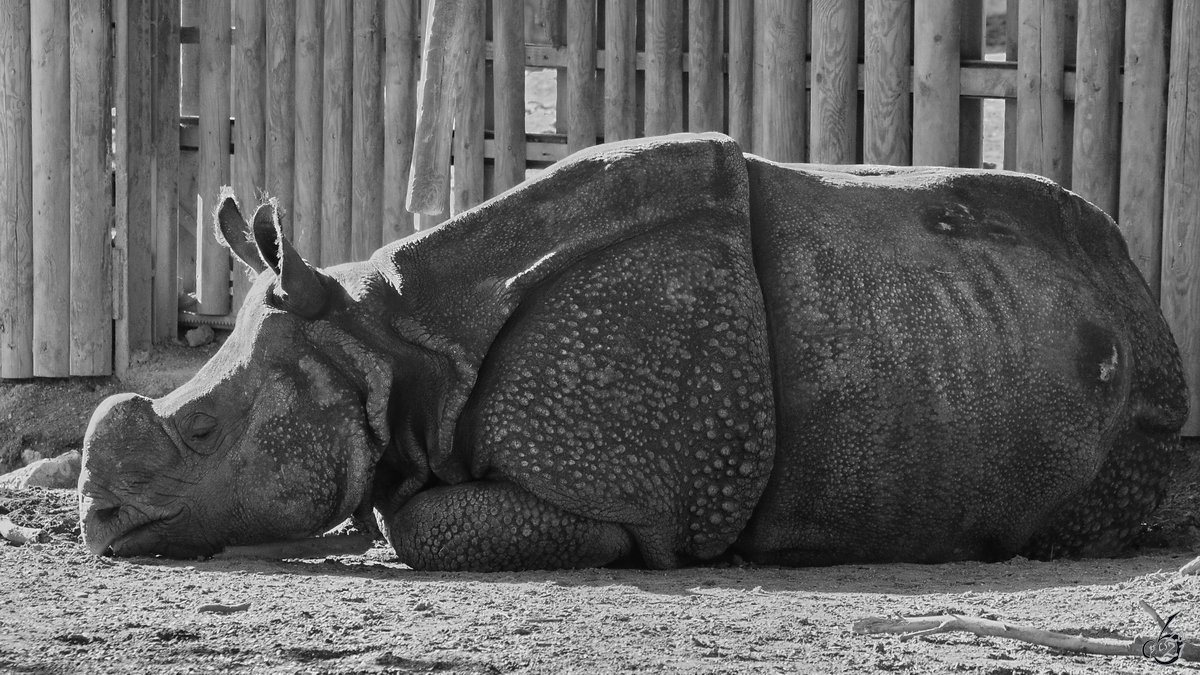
[79,492,197,557]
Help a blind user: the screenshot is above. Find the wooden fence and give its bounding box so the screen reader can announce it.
[1,0,1199,433]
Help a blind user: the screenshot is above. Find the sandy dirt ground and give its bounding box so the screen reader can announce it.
[2,485,1200,675]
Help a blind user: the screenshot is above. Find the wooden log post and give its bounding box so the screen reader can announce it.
[645,0,683,136]
[688,0,722,133]
[407,0,465,216]
[452,0,485,215]
[958,0,983,168]
[30,0,71,374]
[1072,0,1124,216]
[1003,0,1018,170]
[566,0,597,154]
[810,0,859,164]
[727,0,754,150]
[756,0,807,162]
[196,0,231,316]
[294,0,323,262]
[266,0,296,242]
[604,0,637,142]
[352,0,383,259]
[233,0,266,309]
[493,0,526,192]
[177,1,199,300]
[115,0,155,373]
[863,0,911,165]
[321,1,353,265]
[1161,0,1200,436]
[1016,0,1065,183]
[151,0,180,344]
[71,0,113,374]
[0,0,33,379]
[1117,0,1169,294]
[1060,0,1077,187]
[384,0,419,240]
[913,0,959,166]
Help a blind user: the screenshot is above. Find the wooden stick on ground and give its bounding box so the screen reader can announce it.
[853,609,1199,663]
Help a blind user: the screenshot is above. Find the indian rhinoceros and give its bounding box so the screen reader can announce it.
[78,133,1188,571]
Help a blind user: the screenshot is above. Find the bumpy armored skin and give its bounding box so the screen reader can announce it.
[78,134,1188,571]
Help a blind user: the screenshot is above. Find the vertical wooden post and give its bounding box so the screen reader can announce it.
[294,0,324,262]
[756,0,807,162]
[1003,0,1018,170]
[645,0,683,136]
[1161,0,1200,435]
[266,0,296,241]
[70,0,113,374]
[863,0,911,165]
[604,0,637,142]
[913,0,959,166]
[416,0,453,230]
[407,0,464,218]
[321,1,353,265]
[567,0,598,154]
[233,0,266,307]
[452,0,485,214]
[384,0,419,239]
[810,0,859,164]
[1072,0,1124,216]
[1117,0,1168,293]
[0,0,33,378]
[196,0,231,315]
[727,0,754,150]
[178,0,199,301]
[958,0,983,168]
[688,0,722,133]
[1060,0,1077,187]
[152,0,180,344]
[1016,0,1065,182]
[31,0,71,374]
[352,0,384,260]
[115,0,155,373]
[494,0,526,192]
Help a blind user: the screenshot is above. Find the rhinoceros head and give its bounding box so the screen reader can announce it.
[79,193,391,557]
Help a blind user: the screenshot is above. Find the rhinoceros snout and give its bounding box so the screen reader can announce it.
[79,393,197,557]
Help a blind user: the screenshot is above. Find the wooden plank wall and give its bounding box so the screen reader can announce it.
[0,0,1195,434]
[1163,0,1200,434]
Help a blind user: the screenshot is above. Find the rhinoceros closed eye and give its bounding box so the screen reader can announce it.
[180,412,220,450]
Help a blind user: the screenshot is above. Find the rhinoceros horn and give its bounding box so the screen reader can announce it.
[250,200,328,319]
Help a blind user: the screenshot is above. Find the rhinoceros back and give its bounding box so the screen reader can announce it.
[735,157,1188,565]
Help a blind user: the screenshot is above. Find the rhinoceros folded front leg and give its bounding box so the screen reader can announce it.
[385,481,635,572]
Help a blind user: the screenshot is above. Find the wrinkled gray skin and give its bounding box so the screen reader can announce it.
[79,134,1188,571]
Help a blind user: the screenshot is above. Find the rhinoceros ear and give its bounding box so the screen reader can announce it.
[250,200,328,319]
[214,187,267,274]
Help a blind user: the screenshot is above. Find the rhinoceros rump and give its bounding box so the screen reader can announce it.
[78,134,1188,571]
